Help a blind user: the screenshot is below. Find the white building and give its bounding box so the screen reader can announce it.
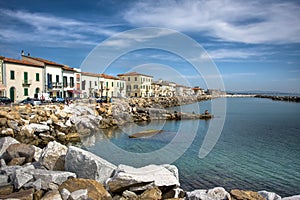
[81,72,103,98]
[2,57,44,102]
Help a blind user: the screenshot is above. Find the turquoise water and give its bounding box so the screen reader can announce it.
[85,98,300,196]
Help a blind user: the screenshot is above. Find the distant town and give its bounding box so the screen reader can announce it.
[0,51,225,102]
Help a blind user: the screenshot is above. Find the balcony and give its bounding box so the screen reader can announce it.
[22,80,32,87]
[52,82,62,88]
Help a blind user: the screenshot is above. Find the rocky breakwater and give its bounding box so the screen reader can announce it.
[255,95,300,103]
[0,136,299,200]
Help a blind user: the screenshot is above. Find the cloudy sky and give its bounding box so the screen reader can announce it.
[0,0,300,93]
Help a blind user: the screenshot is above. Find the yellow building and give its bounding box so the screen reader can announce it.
[2,58,44,102]
[118,72,153,97]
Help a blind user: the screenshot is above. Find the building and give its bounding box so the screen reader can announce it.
[152,80,176,97]
[81,72,103,98]
[207,89,226,96]
[192,87,205,96]
[100,74,126,98]
[118,72,153,97]
[2,57,44,102]
[22,55,65,98]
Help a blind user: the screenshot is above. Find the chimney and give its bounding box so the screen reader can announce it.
[21,50,24,56]
[28,53,30,57]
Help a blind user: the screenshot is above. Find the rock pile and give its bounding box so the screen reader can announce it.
[0,136,298,200]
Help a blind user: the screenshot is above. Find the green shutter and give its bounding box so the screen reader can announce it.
[24,72,28,84]
[10,71,15,80]
[24,88,28,96]
[36,73,40,81]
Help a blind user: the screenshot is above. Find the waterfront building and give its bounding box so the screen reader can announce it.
[81,72,104,98]
[152,79,176,97]
[2,57,44,102]
[118,72,153,97]
[206,89,226,96]
[100,74,126,98]
[22,55,65,98]
[192,87,206,96]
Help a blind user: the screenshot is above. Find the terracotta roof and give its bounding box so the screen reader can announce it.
[22,55,64,67]
[99,73,120,80]
[0,56,4,60]
[192,87,204,91]
[81,72,101,77]
[3,57,44,67]
[62,66,75,71]
[117,71,153,78]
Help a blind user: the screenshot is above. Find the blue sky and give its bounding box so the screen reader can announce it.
[0,0,300,93]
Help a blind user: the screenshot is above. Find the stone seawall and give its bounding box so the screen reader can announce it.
[0,96,212,147]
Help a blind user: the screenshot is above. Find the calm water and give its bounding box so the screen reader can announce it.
[84,98,300,197]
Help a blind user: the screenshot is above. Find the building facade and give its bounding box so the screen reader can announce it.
[2,58,44,102]
[118,72,153,97]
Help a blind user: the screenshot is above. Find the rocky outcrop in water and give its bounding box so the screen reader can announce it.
[255,95,300,102]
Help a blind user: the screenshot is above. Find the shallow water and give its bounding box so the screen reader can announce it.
[85,98,300,196]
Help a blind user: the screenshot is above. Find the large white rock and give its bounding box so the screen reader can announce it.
[0,136,19,157]
[107,164,180,193]
[258,190,281,200]
[29,169,76,190]
[186,187,231,200]
[39,141,68,170]
[282,195,300,200]
[65,146,116,184]
[28,123,50,132]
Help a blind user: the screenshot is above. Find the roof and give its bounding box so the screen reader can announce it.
[22,55,65,67]
[0,56,4,60]
[81,72,101,77]
[3,57,44,67]
[62,66,75,71]
[99,73,120,80]
[117,71,153,78]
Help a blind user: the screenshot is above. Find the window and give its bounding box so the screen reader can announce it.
[106,82,108,87]
[63,76,68,87]
[24,88,28,96]
[24,72,28,84]
[70,77,74,87]
[56,75,59,83]
[112,82,114,87]
[10,70,15,80]
[128,77,130,81]
[36,73,40,81]
[76,74,80,82]
[76,83,80,90]
[89,81,92,88]
[82,80,86,90]
[134,85,138,89]
[135,77,137,81]
[95,81,97,86]
[117,82,119,87]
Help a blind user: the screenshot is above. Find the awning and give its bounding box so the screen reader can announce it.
[0,84,6,90]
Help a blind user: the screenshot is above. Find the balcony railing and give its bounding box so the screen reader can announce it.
[52,82,62,88]
[22,80,32,86]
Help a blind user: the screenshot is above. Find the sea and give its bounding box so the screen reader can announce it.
[84,97,300,197]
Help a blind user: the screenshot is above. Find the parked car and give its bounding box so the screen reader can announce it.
[0,96,13,105]
[96,96,108,103]
[51,97,65,103]
[19,97,41,106]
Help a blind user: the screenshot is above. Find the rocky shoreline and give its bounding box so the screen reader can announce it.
[0,136,299,200]
[0,96,212,148]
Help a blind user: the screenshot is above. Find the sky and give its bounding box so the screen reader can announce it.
[0,0,300,93]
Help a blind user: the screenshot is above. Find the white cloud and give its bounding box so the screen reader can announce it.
[124,0,300,44]
[0,9,117,47]
[207,48,273,60]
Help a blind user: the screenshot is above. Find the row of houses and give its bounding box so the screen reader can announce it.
[0,53,206,102]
